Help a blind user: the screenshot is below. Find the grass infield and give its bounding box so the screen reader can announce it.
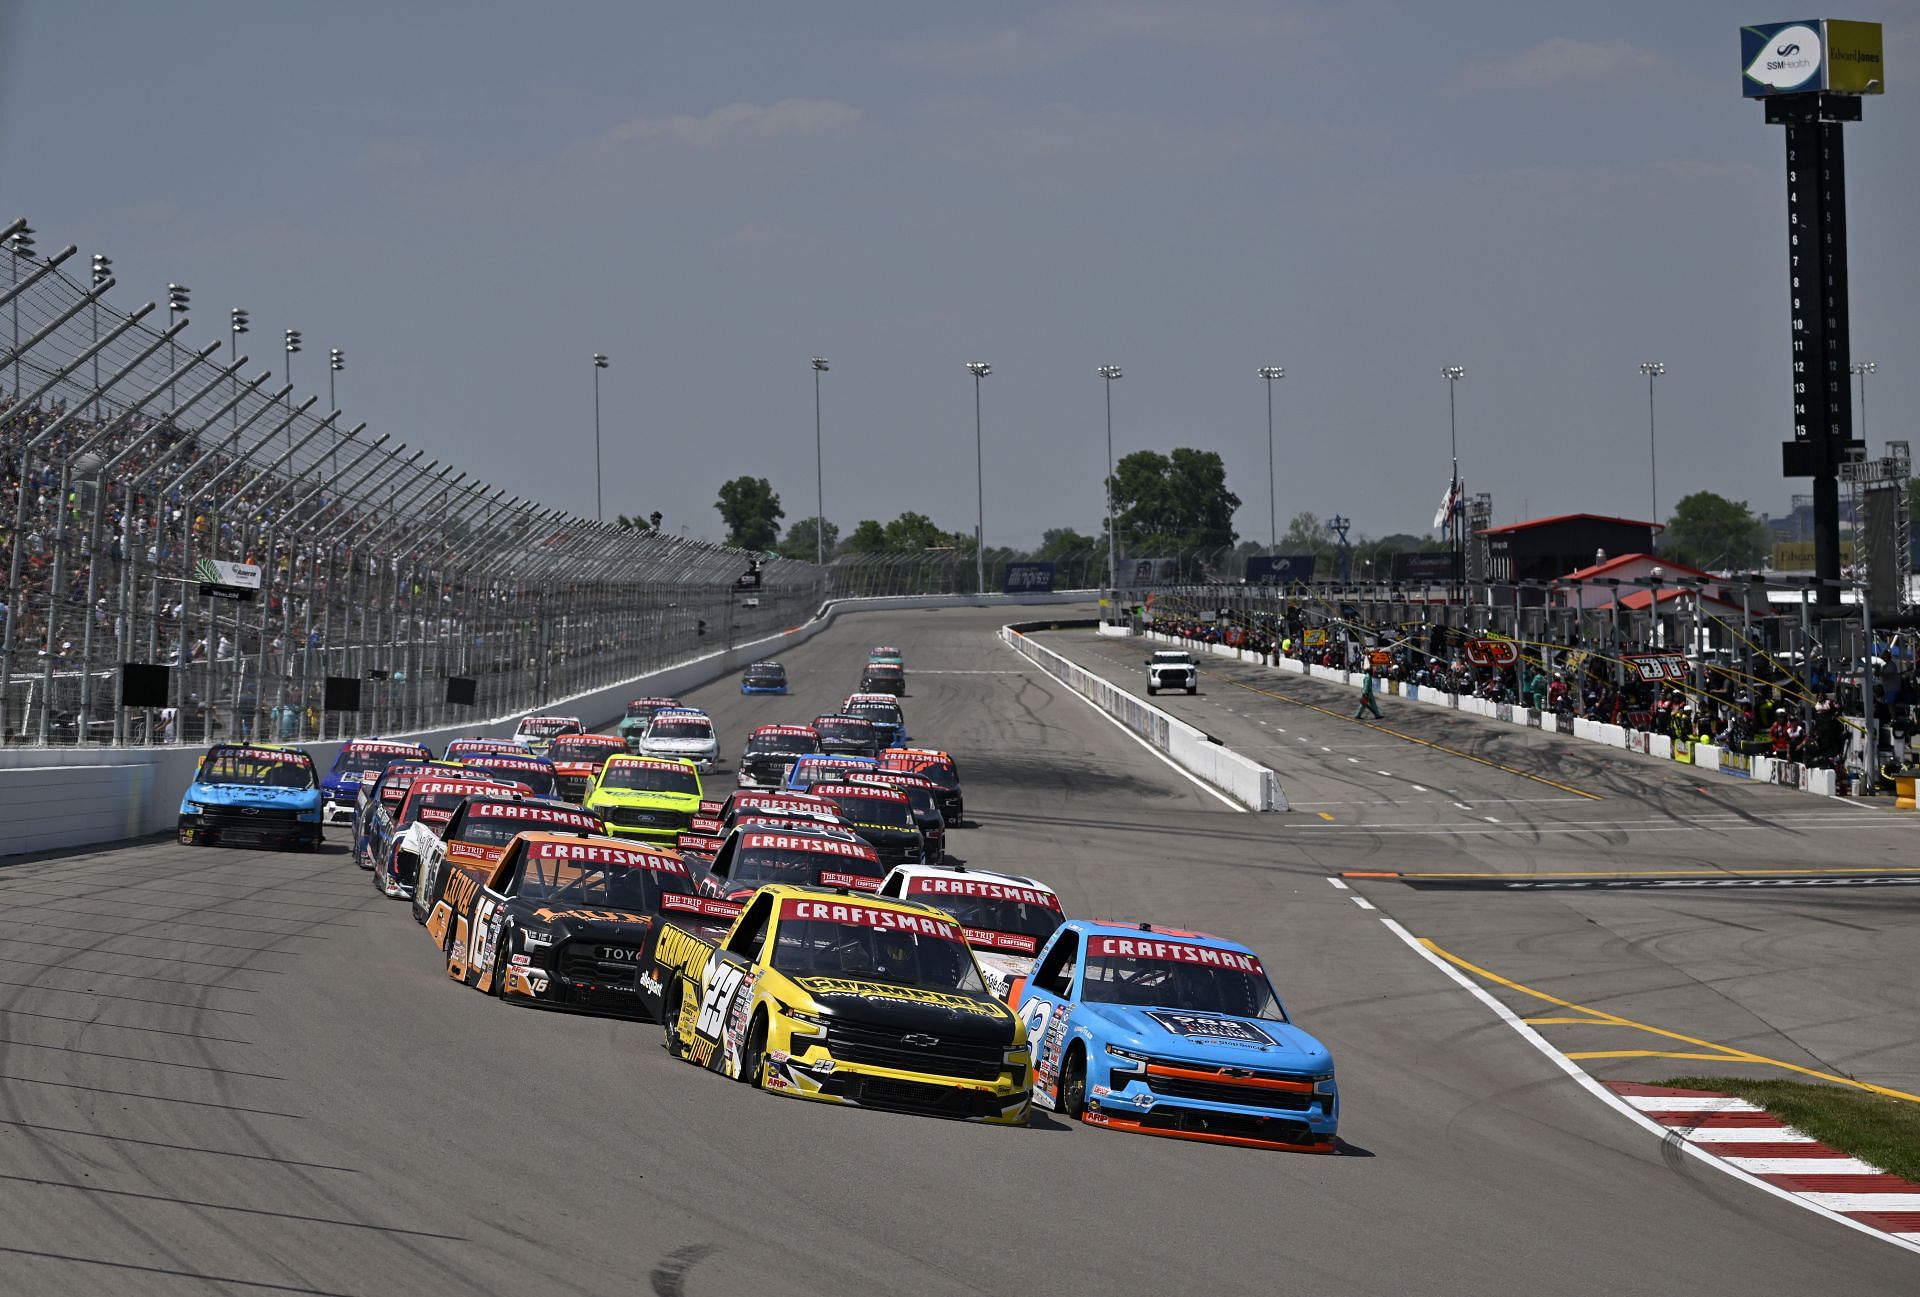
[1663,1076,1920,1184]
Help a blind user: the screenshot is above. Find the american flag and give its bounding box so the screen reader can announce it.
[1432,479,1463,530]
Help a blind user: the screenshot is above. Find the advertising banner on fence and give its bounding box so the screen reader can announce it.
[1391,551,1462,583]
[1123,557,1179,586]
[194,558,262,603]
[1245,554,1317,585]
[1002,561,1055,594]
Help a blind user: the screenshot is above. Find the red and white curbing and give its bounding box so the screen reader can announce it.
[1610,1082,1920,1247]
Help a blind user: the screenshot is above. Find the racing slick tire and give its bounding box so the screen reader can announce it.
[740,1011,769,1090]
[660,981,685,1057]
[491,934,510,999]
[1059,1045,1088,1121]
[1146,685,1157,696]
[1186,685,1197,695]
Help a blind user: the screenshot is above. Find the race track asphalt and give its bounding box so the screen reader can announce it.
[0,604,1913,1296]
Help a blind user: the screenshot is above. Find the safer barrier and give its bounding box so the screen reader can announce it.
[1143,629,1850,803]
[999,623,1285,812]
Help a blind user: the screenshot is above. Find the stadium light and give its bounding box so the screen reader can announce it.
[968,362,992,594]
[1850,361,1876,438]
[1098,365,1123,600]
[1639,362,1666,527]
[592,353,608,522]
[1442,366,1465,597]
[7,226,33,398]
[166,283,191,418]
[812,356,829,566]
[1258,366,1285,551]
[89,254,112,416]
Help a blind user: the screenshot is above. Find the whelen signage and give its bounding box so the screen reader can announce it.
[193,558,262,603]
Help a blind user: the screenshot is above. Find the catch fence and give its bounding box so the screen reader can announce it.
[0,217,822,746]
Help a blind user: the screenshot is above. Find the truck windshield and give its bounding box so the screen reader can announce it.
[200,750,316,789]
[774,918,983,992]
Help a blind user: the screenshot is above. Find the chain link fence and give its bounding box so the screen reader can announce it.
[1,217,823,747]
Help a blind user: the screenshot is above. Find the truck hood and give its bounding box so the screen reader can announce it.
[644,737,716,754]
[1079,1002,1332,1070]
[184,783,320,810]
[793,977,1016,1045]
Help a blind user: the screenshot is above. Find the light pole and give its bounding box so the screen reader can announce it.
[812,356,829,566]
[167,282,190,419]
[329,348,345,482]
[591,353,608,521]
[1258,366,1284,551]
[283,328,302,452]
[1640,362,1665,528]
[90,253,112,418]
[1851,361,1876,439]
[967,362,991,593]
[6,226,31,399]
[1442,365,1464,596]
[1098,365,1123,598]
[229,308,249,432]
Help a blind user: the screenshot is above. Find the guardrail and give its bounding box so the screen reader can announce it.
[999,621,1285,812]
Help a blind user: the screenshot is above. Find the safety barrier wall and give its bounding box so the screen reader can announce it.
[999,624,1285,812]
[0,590,1094,857]
[1143,629,1854,806]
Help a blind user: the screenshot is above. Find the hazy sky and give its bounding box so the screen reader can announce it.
[2,2,1914,550]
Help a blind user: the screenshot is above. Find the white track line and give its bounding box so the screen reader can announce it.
[1623,1096,1761,1113]
[1351,897,1376,911]
[1371,915,1920,1256]
[1001,639,1244,813]
[1726,1157,1885,1175]
[1685,1128,1818,1144]
[1326,878,1350,890]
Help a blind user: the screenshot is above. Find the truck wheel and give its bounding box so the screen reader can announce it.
[740,1011,768,1089]
[1146,685,1157,696]
[1186,685,1197,695]
[1060,1045,1088,1120]
[661,983,685,1057]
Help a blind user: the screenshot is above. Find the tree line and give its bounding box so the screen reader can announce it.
[627,458,1920,577]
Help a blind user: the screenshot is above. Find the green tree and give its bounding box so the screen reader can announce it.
[1280,511,1335,558]
[842,520,888,553]
[714,476,784,551]
[881,512,953,551]
[1109,448,1239,554]
[615,510,662,531]
[1036,527,1100,561]
[778,516,839,563]
[1661,491,1770,569]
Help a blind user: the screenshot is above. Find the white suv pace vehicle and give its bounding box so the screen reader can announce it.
[1146,649,1197,695]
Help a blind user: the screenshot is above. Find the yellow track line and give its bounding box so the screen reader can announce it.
[1421,937,1920,1104]
[1203,667,1603,800]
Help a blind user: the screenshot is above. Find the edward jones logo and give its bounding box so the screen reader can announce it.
[1746,23,1821,90]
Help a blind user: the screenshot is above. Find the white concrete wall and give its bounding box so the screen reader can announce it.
[0,590,1094,857]
[1138,628,1857,807]
[1000,624,1284,812]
